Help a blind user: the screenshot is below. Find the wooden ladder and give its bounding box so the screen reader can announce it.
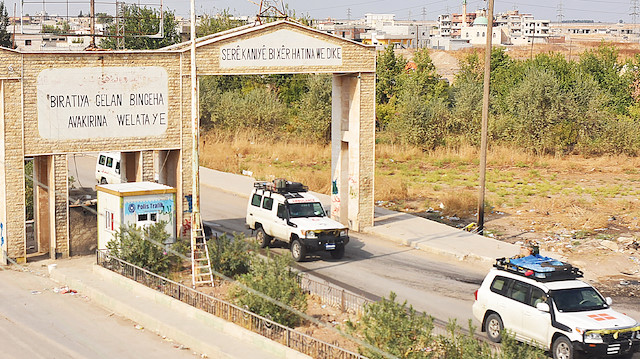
[191,227,214,287]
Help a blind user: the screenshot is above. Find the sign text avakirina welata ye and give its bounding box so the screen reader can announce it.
[37,67,169,140]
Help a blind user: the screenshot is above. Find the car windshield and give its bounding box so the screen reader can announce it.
[550,287,608,312]
[288,202,325,218]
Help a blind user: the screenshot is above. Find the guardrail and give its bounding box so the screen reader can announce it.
[297,274,475,339]
[96,250,365,359]
[298,275,370,315]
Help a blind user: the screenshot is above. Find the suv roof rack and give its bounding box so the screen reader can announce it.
[494,255,583,282]
[254,179,308,195]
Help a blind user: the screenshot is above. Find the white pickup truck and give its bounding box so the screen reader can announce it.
[245,179,349,262]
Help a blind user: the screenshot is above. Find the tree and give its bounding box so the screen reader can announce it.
[96,12,114,25]
[207,233,254,278]
[376,45,406,105]
[0,1,12,48]
[579,43,632,115]
[197,10,245,37]
[292,74,332,142]
[387,48,450,149]
[99,5,180,50]
[232,253,307,327]
[346,292,435,359]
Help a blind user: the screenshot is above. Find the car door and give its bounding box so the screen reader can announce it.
[521,286,551,348]
[260,196,276,235]
[487,276,514,328]
[271,202,290,241]
[246,192,263,228]
[502,279,532,341]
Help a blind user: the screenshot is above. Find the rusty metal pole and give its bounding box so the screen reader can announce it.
[477,0,494,235]
[189,0,201,287]
[90,0,95,47]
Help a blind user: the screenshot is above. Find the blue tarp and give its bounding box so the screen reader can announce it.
[508,254,567,273]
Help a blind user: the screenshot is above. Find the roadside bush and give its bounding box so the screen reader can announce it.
[232,252,307,327]
[499,333,546,359]
[106,222,180,276]
[208,233,254,278]
[346,292,435,358]
[347,292,546,359]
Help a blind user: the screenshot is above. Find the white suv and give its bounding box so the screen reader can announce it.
[472,255,640,359]
[245,179,349,261]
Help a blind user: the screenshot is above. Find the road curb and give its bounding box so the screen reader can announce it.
[361,226,496,267]
[48,263,310,359]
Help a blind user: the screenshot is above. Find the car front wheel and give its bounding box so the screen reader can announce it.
[290,238,306,262]
[552,336,574,359]
[485,313,503,343]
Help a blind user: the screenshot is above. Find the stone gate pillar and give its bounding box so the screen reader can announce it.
[52,154,69,258]
[331,72,375,231]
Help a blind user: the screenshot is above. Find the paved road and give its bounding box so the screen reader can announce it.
[201,181,486,324]
[68,153,485,322]
[0,267,200,359]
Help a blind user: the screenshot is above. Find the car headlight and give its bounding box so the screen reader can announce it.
[303,230,317,238]
[634,330,640,340]
[339,229,348,237]
[583,331,603,344]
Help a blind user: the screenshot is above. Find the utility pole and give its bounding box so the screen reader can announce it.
[12,3,16,49]
[530,21,535,59]
[631,0,639,41]
[477,0,494,235]
[90,0,95,47]
[347,8,351,20]
[190,0,201,286]
[422,7,427,21]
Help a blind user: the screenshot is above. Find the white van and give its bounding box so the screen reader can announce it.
[95,152,126,184]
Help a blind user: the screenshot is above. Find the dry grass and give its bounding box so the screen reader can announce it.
[200,131,640,237]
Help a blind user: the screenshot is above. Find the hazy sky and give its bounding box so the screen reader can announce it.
[16,0,636,24]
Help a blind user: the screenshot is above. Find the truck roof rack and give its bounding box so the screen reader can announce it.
[494,255,583,282]
[254,179,308,195]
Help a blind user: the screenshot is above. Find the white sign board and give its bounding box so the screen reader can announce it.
[220,29,343,69]
[37,67,169,140]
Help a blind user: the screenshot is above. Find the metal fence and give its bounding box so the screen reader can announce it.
[296,274,471,339]
[96,250,366,359]
[298,275,371,315]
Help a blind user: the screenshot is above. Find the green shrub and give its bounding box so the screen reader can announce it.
[348,292,546,359]
[499,332,546,359]
[346,292,435,358]
[232,252,307,328]
[106,222,180,276]
[208,233,254,278]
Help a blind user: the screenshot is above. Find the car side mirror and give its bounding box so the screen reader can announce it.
[536,302,550,312]
[605,297,613,306]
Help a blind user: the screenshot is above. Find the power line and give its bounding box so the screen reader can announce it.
[556,1,564,23]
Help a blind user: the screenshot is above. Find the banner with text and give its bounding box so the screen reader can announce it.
[220,29,343,69]
[37,67,169,140]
